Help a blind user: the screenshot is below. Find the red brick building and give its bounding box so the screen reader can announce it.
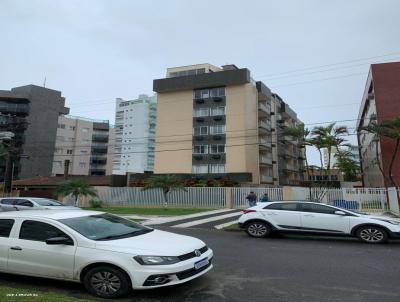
[356,62,400,187]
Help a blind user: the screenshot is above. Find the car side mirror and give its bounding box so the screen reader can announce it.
[334,210,347,216]
[45,236,73,245]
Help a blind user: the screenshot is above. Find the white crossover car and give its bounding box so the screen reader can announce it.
[0,197,79,211]
[238,201,400,244]
[0,210,213,298]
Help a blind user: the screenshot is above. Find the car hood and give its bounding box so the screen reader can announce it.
[366,215,400,222]
[42,206,81,210]
[94,229,206,256]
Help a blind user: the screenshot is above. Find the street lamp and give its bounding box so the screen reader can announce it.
[1,132,16,195]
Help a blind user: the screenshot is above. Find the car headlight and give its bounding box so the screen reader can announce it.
[134,255,180,265]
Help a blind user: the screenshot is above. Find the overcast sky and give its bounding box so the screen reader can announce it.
[1,0,400,164]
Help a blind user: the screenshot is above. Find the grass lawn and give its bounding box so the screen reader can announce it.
[223,223,242,232]
[83,207,215,216]
[0,285,93,302]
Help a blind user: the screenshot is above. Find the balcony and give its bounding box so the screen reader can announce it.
[0,101,29,115]
[260,175,273,184]
[258,103,271,117]
[258,120,271,133]
[259,155,273,165]
[90,168,106,176]
[92,134,109,143]
[91,156,107,165]
[91,144,108,154]
[259,138,272,149]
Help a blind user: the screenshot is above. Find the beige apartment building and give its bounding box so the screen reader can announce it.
[52,115,114,176]
[153,63,304,185]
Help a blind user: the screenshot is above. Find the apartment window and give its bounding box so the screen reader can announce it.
[210,87,225,97]
[193,145,208,154]
[82,139,90,144]
[193,88,209,99]
[210,144,225,154]
[53,161,62,167]
[210,164,225,173]
[211,107,225,116]
[57,124,65,129]
[69,126,75,131]
[193,108,209,117]
[80,150,88,154]
[193,126,208,136]
[192,164,208,174]
[54,148,62,154]
[79,162,86,168]
[66,149,73,155]
[210,125,225,135]
[82,128,89,133]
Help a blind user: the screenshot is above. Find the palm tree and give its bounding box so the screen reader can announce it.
[361,118,400,187]
[281,123,311,176]
[334,150,360,182]
[143,175,186,208]
[55,179,97,207]
[311,123,348,180]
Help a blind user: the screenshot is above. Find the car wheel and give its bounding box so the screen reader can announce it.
[246,221,271,238]
[83,265,131,299]
[356,226,388,244]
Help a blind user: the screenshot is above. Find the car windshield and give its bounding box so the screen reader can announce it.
[30,198,64,206]
[58,213,153,241]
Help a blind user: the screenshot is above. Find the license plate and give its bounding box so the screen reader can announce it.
[194,258,209,270]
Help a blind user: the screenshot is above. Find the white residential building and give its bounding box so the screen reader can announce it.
[52,115,113,176]
[112,94,157,175]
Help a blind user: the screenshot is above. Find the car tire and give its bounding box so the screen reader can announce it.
[356,225,388,244]
[246,221,271,238]
[83,265,131,299]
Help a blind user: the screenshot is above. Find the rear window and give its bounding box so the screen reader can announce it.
[0,219,15,237]
[264,203,299,211]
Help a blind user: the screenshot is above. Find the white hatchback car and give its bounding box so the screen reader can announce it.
[0,210,213,298]
[238,201,400,244]
[0,197,79,211]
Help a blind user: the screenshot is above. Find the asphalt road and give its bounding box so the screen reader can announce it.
[1,228,400,302]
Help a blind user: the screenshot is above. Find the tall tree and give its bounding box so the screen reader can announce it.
[361,118,400,187]
[311,123,348,181]
[143,175,186,208]
[334,150,360,182]
[55,179,97,207]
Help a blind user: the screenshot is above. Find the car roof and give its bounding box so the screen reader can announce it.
[0,209,104,220]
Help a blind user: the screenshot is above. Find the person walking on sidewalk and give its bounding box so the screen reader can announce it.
[260,193,270,203]
[246,191,257,207]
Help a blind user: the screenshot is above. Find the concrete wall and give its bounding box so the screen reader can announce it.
[154,90,193,173]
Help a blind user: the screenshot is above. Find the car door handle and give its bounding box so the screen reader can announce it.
[267,212,278,215]
[10,246,22,251]
[303,214,314,217]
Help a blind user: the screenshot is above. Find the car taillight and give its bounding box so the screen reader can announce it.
[242,209,256,214]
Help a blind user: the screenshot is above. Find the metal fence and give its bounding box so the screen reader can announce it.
[308,187,389,213]
[93,186,392,213]
[95,186,226,208]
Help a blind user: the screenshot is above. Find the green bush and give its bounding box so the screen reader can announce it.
[89,198,103,208]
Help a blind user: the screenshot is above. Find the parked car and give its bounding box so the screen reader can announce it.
[0,197,79,211]
[238,201,400,244]
[0,210,213,298]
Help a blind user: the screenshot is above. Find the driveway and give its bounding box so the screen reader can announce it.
[1,228,400,302]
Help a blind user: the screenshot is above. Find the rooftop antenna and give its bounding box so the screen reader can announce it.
[43,76,46,88]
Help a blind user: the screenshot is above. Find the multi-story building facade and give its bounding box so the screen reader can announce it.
[153,63,304,185]
[356,62,400,187]
[323,144,360,169]
[273,94,305,185]
[52,115,113,176]
[112,95,157,175]
[0,85,69,180]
